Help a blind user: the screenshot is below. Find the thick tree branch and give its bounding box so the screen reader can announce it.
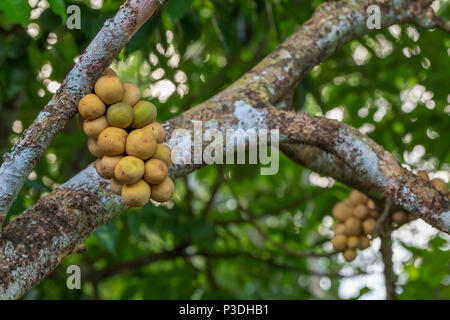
[0,0,448,299]
[0,0,167,224]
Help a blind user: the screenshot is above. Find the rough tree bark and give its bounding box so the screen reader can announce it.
[0,0,449,299]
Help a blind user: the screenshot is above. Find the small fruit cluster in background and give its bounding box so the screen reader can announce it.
[78,68,174,207]
[331,171,448,262]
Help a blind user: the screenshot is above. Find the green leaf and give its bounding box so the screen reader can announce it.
[165,0,193,21]
[0,0,31,27]
[48,0,67,23]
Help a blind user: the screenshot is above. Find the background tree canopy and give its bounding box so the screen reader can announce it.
[0,0,448,299]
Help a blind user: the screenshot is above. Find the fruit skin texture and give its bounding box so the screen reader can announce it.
[152,144,172,167]
[88,138,103,157]
[122,82,141,106]
[95,160,107,179]
[114,156,145,184]
[343,249,357,262]
[110,178,123,195]
[431,178,448,195]
[347,236,360,249]
[353,204,369,220]
[332,202,352,221]
[99,155,123,179]
[150,177,174,202]
[362,218,376,235]
[106,102,133,128]
[334,223,346,235]
[359,236,370,250]
[131,101,157,129]
[97,127,128,156]
[344,217,362,236]
[122,179,151,207]
[78,94,106,120]
[83,116,109,139]
[331,234,347,252]
[94,75,124,104]
[417,171,429,182]
[143,122,165,143]
[144,159,168,184]
[392,210,408,224]
[348,190,368,206]
[126,128,156,160]
[103,68,117,76]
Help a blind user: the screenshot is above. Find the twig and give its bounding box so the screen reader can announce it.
[373,198,391,238]
[379,215,397,300]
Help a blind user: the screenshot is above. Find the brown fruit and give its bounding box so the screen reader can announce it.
[348,190,368,206]
[97,127,128,156]
[122,82,141,107]
[353,204,369,220]
[106,102,133,128]
[392,210,408,224]
[114,156,145,185]
[408,213,418,221]
[369,209,378,218]
[334,223,346,235]
[83,116,109,139]
[347,236,360,249]
[367,199,376,210]
[103,67,117,76]
[362,218,376,235]
[150,177,175,203]
[144,159,168,184]
[431,178,448,195]
[359,236,371,250]
[126,128,156,160]
[332,202,353,221]
[143,122,165,143]
[99,155,123,179]
[94,75,124,104]
[344,217,362,236]
[343,249,357,262]
[121,179,151,207]
[152,144,172,167]
[131,101,157,129]
[110,178,123,196]
[417,171,429,182]
[78,94,106,120]
[331,234,347,252]
[95,160,107,179]
[88,138,103,157]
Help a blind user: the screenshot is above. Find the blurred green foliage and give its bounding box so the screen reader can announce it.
[0,0,448,300]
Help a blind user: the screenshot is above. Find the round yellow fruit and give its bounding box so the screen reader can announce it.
[126,128,156,160]
[144,159,168,184]
[83,116,109,139]
[417,170,429,182]
[103,67,117,76]
[131,101,157,129]
[99,155,123,179]
[121,179,151,207]
[95,160,107,179]
[94,75,124,105]
[332,202,352,221]
[359,236,370,250]
[362,218,376,235]
[122,82,141,107]
[344,217,362,236]
[348,190,368,206]
[353,204,369,220]
[114,156,145,184]
[431,178,448,195]
[334,223,346,235]
[367,199,376,210]
[343,249,357,262]
[110,178,123,196]
[88,138,103,157]
[78,94,106,120]
[97,127,128,156]
[152,144,172,167]
[347,236,360,249]
[331,234,347,252]
[150,177,174,203]
[106,102,133,128]
[143,122,165,143]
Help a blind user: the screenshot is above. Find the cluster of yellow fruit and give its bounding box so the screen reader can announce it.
[331,190,376,262]
[331,172,448,262]
[77,68,174,207]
